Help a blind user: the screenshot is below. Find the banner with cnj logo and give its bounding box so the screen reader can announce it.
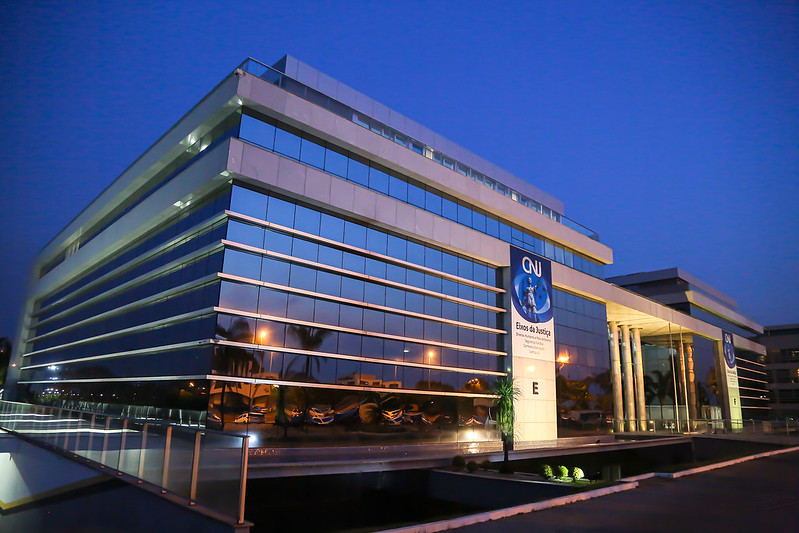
[721,329,742,424]
[509,245,556,441]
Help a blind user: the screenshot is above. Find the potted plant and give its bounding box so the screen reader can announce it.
[493,377,521,474]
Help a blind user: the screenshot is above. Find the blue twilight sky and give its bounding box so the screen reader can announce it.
[0,1,797,343]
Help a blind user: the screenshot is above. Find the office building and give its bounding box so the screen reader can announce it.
[756,325,799,417]
[6,56,769,447]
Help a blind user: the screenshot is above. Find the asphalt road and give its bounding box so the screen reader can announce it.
[458,450,799,533]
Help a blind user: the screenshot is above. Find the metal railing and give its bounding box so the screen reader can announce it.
[0,400,249,524]
[613,417,799,436]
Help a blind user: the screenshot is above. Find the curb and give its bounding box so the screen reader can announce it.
[376,482,639,533]
[377,446,799,533]
[618,472,657,482]
[657,445,799,479]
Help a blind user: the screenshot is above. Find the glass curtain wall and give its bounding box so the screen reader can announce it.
[209,185,505,445]
[17,188,232,424]
[552,290,612,436]
[735,347,770,418]
[641,327,720,430]
[238,110,604,279]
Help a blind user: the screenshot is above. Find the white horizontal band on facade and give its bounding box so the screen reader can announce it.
[226,209,505,293]
[29,273,220,343]
[217,269,505,334]
[205,374,498,399]
[738,385,770,393]
[33,242,223,329]
[736,362,767,373]
[221,238,504,313]
[22,308,216,357]
[738,376,768,385]
[22,373,498,399]
[736,357,766,367]
[211,338,506,376]
[20,340,213,370]
[34,211,227,317]
[18,374,208,385]
[213,305,507,356]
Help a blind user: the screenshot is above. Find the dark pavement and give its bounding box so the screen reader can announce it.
[458,450,799,533]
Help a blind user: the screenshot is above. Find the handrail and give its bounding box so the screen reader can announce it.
[612,417,798,436]
[0,400,249,524]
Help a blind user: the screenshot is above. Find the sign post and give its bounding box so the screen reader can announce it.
[720,329,743,430]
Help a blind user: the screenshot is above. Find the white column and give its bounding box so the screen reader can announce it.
[620,325,636,431]
[608,321,624,432]
[677,341,691,430]
[632,328,646,431]
[685,344,698,421]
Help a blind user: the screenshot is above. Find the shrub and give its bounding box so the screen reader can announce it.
[466,461,478,472]
[557,465,569,478]
[540,464,553,478]
[480,460,492,471]
[572,467,584,480]
[452,455,466,469]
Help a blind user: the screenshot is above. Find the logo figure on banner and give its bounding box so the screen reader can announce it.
[723,332,736,369]
[511,254,552,323]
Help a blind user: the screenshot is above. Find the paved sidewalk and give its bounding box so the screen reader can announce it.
[458,450,799,533]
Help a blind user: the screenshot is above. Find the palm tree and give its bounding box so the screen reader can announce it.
[644,369,673,404]
[493,377,520,473]
[287,325,330,379]
[277,326,331,437]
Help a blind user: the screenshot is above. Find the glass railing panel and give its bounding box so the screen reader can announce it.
[137,423,169,486]
[116,420,143,477]
[99,416,122,469]
[70,410,94,459]
[162,427,196,498]
[0,400,246,523]
[195,431,246,518]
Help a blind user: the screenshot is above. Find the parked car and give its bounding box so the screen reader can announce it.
[403,403,422,424]
[334,395,359,422]
[307,404,335,425]
[381,395,404,425]
[284,406,305,425]
[233,412,265,424]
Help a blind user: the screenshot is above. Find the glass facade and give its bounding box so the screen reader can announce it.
[640,333,719,423]
[240,57,600,242]
[18,180,509,442]
[209,185,506,443]
[39,112,240,277]
[239,111,604,278]
[735,347,769,417]
[18,189,232,424]
[551,290,612,435]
